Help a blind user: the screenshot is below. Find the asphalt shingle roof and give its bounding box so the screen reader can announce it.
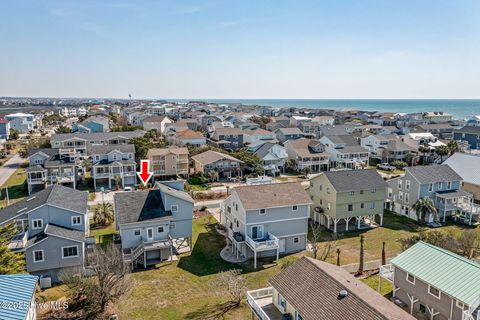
[115,190,172,225]
[269,257,414,320]
[90,144,135,155]
[51,130,145,143]
[406,164,463,184]
[322,169,386,192]
[391,241,480,306]
[191,150,242,165]
[45,223,85,242]
[232,182,312,210]
[0,185,88,224]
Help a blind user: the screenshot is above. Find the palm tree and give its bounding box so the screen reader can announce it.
[412,197,438,223]
[356,235,365,276]
[435,145,450,162]
[207,170,219,182]
[447,140,459,155]
[93,203,115,226]
[302,166,311,176]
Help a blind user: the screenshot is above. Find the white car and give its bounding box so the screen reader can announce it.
[123,186,133,192]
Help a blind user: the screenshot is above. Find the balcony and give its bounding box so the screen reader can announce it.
[246,233,279,252]
[8,231,28,251]
[246,287,284,320]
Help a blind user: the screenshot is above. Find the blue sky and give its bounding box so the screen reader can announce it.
[0,0,479,99]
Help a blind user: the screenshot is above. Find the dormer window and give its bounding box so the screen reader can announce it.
[259,209,266,215]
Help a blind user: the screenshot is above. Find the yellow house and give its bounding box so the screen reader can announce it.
[308,169,386,233]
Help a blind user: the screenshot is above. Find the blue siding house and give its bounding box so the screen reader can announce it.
[453,126,480,150]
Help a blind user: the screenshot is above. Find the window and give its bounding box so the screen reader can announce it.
[326,187,330,194]
[405,193,409,204]
[62,246,79,258]
[437,182,442,190]
[371,189,376,193]
[235,204,238,211]
[171,205,178,212]
[134,229,141,236]
[170,222,176,229]
[327,203,331,210]
[456,300,466,309]
[95,155,100,161]
[277,293,287,312]
[113,154,117,161]
[387,188,393,198]
[259,208,266,215]
[128,153,133,159]
[360,203,364,209]
[429,183,433,192]
[33,250,44,263]
[295,311,303,320]
[405,180,410,190]
[293,237,299,244]
[157,226,164,233]
[369,202,375,209]
[349,191,354,196]
[236,220,239,228]
[406,273,415,284]
[251,225,264,240]
[360,190,364,194]
[32,219,43,230]
[428,285,441,299]
[71,216,82,226]
[447,181,452,189]
[347,204,353,211]
[227,206,231,213]
[319,185,322,191]
[292,205,298,211]
[399,191,403,200]
[398,180,402,189]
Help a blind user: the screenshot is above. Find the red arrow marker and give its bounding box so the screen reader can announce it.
[137,159,153,186]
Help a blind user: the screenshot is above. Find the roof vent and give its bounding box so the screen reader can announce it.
[17,207,28,213]
[337,290,348,300]
[26,196,36,202]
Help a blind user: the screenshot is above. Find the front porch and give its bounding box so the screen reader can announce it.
[92,163,136,190]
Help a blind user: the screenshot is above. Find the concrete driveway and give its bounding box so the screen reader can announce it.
[0,154,25,186]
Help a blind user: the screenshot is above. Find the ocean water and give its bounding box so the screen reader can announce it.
[180,99,480,120]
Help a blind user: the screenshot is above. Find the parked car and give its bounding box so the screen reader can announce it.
[123,186,133,192]
[377,163,396,171]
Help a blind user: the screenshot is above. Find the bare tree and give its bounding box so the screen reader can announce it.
[308,220,339,261]
[61,244,130,319]
[457,230,480,259]
[212,269,246,307]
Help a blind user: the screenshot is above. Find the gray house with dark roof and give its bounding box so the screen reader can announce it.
[91,144,136,190]
[27,148,79,195]
[386,164,479,224]
[114,181,194,269]
[0,185,89,283]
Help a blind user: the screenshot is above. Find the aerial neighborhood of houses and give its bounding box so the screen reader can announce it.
[0,98,479,320]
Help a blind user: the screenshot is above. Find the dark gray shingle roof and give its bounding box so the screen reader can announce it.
[114,190,172,225]
[323,169,386,192]
[90,144,135,155]
[406,164,463,184]
[45,223,85,242]
[0,185,88,224]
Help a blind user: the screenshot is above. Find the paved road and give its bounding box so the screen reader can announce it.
[0,154,24,186]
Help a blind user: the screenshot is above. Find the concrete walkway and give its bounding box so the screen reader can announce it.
[0,154,24,186]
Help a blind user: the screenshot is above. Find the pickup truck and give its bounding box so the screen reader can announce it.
[377,163,396,171]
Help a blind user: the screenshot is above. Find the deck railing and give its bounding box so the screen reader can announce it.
[246,287,274,320]
[246,233,279,252]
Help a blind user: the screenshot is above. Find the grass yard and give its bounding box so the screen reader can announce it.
[89,221,118,244]
[360,274,393,297]
[0,168,27,207]
[114,216,290,320]
[320,210,475,266]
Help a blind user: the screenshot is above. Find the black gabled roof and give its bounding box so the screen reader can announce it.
[114,190,172,225]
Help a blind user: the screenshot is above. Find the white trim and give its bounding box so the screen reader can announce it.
[244,202,313,211]
[32,219,43,230]
[32,249,44,263]
[293,237,300,244]
[276,232,307,238]
[71,215,82,226]
[428,284,441,299]
[292,205,298,211]
[157,226,165,233]
[456,300,465,309]
[61,245,79,259]
[245,216,308,226]
[259,208,266,215]
[171,205,178,212]
[406,272,415,284]
[250,225,264,240]
[146,227,154,241]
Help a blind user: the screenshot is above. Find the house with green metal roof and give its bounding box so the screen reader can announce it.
[0,274,38,320]
[379,241,480,320]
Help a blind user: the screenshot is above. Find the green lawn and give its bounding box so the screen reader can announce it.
[114,216,289,320]
[89,221,118,244]
[321,211,474,266]
[0,168,27,207]
[360,274,393,297]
